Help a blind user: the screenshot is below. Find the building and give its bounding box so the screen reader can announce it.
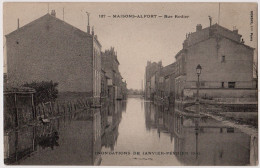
[121,80,128,100]
[158,63,176,104]
[6,11,102,104]
[101,69,108,99]
[174,23,256,99]
[145,61,176,104]
[144,61,162,100]
[101,47,126,101]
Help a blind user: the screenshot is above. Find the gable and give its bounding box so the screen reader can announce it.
[6,14,92,40]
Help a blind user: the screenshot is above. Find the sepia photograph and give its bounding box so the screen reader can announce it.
[2,2,258,166]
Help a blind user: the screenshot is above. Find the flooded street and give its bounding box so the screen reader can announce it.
[5,97,257,166]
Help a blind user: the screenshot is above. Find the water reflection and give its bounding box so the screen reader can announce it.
[145,102,255,166]
[4,98,257,166]
[102,101,124,151]
[4,100,125,165]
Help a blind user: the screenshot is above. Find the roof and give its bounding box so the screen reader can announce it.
[160,63,176,77]
[6,13,102,47]
[4,85,35,94]
[196,23,242,37]
[175,24,254,59]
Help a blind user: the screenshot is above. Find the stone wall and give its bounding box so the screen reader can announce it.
[183,88,257,99]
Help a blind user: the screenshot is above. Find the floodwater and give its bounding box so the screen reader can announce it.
[4,97,258,166]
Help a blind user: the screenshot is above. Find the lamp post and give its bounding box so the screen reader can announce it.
[196,64,202,110]
[194,64,202,161]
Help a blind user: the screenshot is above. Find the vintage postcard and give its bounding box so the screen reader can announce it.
[3,2,258,166]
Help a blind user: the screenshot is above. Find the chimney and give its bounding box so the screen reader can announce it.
[51,10,56,17]
[209,16,212,27]
[86,12,90,34]
[196,24,202,31]
[241,38,245,44]
[233,27,238,34]
[17,18,19,29]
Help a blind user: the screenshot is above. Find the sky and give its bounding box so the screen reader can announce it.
[3,2,258,90]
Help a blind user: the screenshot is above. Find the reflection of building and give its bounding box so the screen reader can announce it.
[144,102,254,166]
[101,101,123,151]
[5,109,103,165]
[92,109,102,165]
[144,102,156,131]
[172,110,251,166]
[4,119,59,164]
[144,102,170,138]
[4,127,36,164]
[6,12,102,103]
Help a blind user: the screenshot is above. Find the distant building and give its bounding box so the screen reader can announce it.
[101,47,126,101]
[158,63,176,104]
[6,11,102,104]
[121,81,127,100]
[144,61,162,100]
[175,23,256,99]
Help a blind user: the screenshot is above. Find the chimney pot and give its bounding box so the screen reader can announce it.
[51,10,56,17]
[196,24,202,31]
[233,29,238,34]
[209,16,212,27]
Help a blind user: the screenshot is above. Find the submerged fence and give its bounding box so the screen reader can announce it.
[4,92,95,130]
[34,98,93,118]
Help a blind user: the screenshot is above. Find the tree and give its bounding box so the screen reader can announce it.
[23,81,59,105]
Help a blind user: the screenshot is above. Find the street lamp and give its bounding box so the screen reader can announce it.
[196,64,202,75]
[195,64,202,160]
[196,64,202,104]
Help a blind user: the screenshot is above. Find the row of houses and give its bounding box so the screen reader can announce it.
[5,11,127,105]
[145,21,257,104]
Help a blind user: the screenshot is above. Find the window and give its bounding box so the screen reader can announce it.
[221,82,224,88]
[227,127,234,133]
[221,55,225,62]
[228,82,236,88]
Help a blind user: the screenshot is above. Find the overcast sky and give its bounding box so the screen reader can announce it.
[3,2,257,90]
